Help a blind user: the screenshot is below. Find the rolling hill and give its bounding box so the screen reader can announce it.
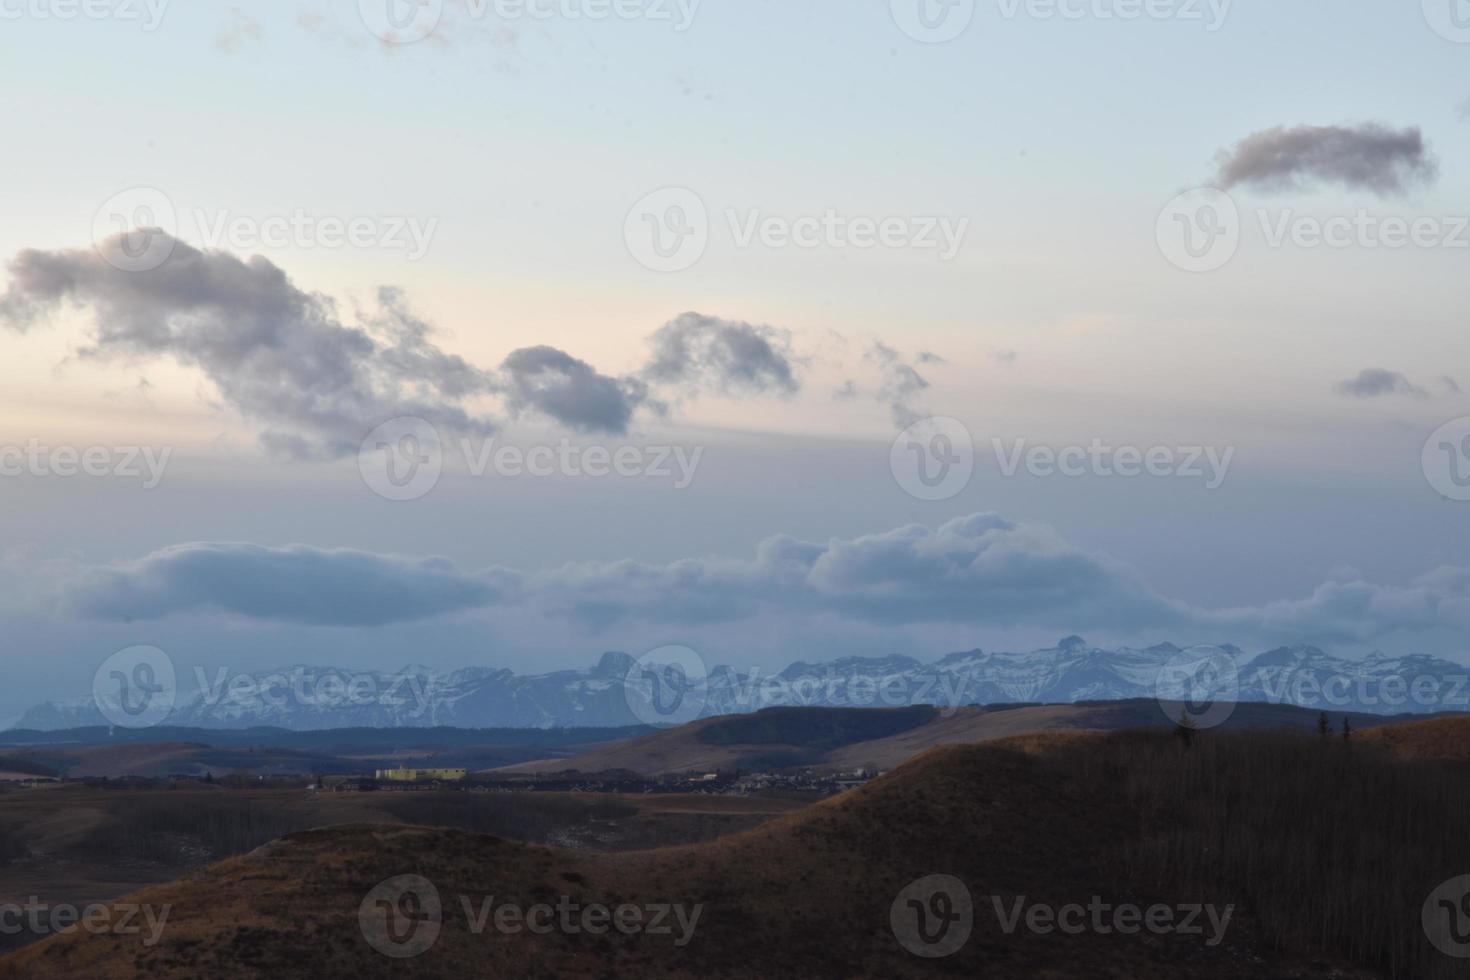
[1359,714,1470,764]
[0,725,647,779]
[495,699,1458,777]
[12,724,1465,978]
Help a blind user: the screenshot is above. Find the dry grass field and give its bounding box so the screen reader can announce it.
[7,722,1464,978]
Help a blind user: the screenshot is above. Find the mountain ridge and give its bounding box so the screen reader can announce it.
[16,638,1469,731]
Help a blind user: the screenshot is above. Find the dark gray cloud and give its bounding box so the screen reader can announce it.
[1216,123,1437,196]
[0,235,499,460]
[1230,566,1470,644]
[0,237,822,453]
[500,346,656,434]
[829,342,945,428]
[643,313,799,396]
[65,515,1182,632]
[66,543,502,627]
[1334,369,1429,400]
[55,515,1470,643]
[867,342,931,429]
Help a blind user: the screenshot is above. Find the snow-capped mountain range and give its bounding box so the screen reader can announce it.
[13,639,1469,731]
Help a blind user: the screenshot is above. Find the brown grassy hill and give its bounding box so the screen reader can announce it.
[11,742,347,779]
[0,783,806,947]
[499,700,1451,777]
[11,726,1466,979]
[1359,715,1470,764]
[495,705,939,776]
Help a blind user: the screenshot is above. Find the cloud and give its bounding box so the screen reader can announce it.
[530,525,1470,642]
[867,343,932,429]
[0,236,500,460]
[500,346,656,434]
[1443,376,1463,396]
[827,342,949,429]
[642,313,799,397]
[56,515,1470,644]
[1216,123,1437,196]
[992,349,1019,365]
[1334,369,1430,400]
[1215,567,1470,645]
[0,238,826,454]
[65,543,501,627]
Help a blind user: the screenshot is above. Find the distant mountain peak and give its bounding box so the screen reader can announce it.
[594,651,636,677]
[778,655,923,680]
[14,641,1469,733]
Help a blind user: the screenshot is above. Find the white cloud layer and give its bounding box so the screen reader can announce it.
[52,514,1470,647]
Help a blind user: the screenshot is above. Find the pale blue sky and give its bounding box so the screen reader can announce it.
[1,0,1468,723]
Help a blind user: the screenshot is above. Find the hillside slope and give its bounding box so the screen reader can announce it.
[499,700,1455,777]
[1359,714,1470,764]
[12,727,1463,978]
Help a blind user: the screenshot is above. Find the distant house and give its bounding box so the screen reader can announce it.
[374,767,468,783]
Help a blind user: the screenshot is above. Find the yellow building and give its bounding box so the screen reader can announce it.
[374,767,468,782]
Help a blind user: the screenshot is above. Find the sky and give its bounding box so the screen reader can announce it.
[1,0,1468,725]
